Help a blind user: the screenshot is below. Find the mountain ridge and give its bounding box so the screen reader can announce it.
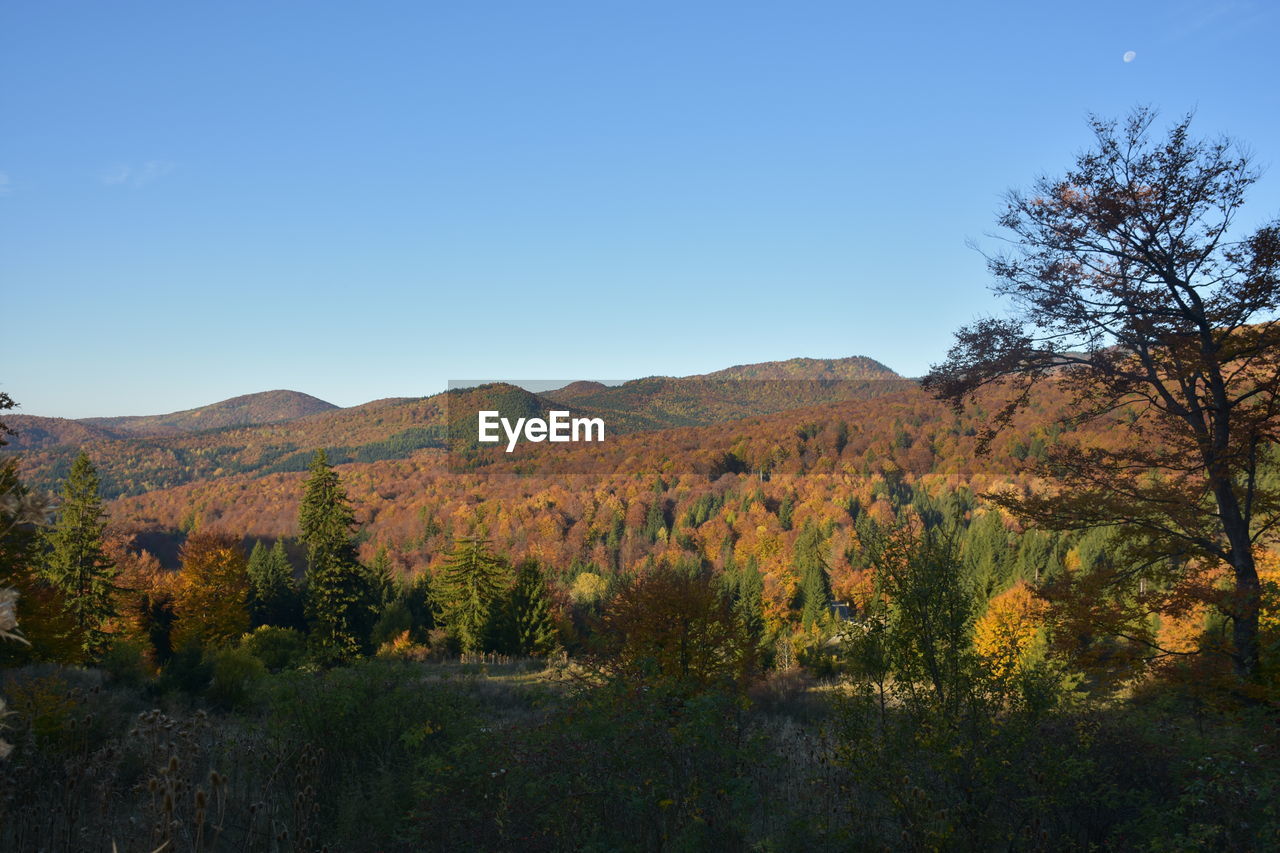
[81,390,338,437]
[2,355,912,498]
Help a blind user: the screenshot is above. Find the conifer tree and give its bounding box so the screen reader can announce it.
[0,460,83,664]
[369,543,395,607]
[794,521,831,629]
[778,493,796,531]
[499,559,558,656]
[247,539,301,628]
[404,571,435,643]
[299,450,374,663]
[735,556,766,650]
[43,452,118,659]
[435,537,509,653]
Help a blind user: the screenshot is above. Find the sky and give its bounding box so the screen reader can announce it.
[3,1,1278,418]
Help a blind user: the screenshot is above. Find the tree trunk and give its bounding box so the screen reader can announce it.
[1215,482,1261,679]
[1231,545,1261,680]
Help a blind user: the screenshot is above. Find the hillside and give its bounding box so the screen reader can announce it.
[107,377,1079,573]
[2,416,123,452]
[4,357,914,499]
[694,355,900,381]
[81,390,338,436]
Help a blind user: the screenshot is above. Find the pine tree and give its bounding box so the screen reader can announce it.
[299,450,374,663]
[435,537,509,653]
[643,499,666,544]
[778,493,796,531]
[369,544,395,607]
[794,521,831,629]
[735,556,766,651]
[504,559,558,656]
[299,450,358,569]
[404,571,435,643]
[0,460,84,665]
[43,452,118,659]
[247,539,301,628]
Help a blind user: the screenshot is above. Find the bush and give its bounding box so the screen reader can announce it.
[240,625,307,672]
[157,638,212,695]
[370,600,412,649]
[262,661,487,842]
[101,638,151,686]
[206,646,267,711]
[375,629,430,661]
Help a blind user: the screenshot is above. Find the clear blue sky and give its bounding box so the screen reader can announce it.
[3,1,1278,417]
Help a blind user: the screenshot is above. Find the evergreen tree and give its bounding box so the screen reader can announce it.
[247,539,302,628]
[299,450,375,663]
[404,571,435,643]
[735,556,766,651]
[778,493,796,531]
[643,499,667,543]
[962,511,1013,601]
[0,460,83,665]
[369,543,395,606]
[42,452,117,659]
[435,537,509,652]
[299,450,359,569]
[794,521,831,629]
[495,559,558,656]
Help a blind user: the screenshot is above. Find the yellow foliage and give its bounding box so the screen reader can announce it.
[172,532,250,648]
[376,630,429,661]
[974,582,1045,682]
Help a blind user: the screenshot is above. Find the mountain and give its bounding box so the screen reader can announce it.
[106,377,1078,565]
[3,357,914,499]
[542,356,911,431]
[2,416,124,452]
[694,356,900,381]
[80,390,338,437]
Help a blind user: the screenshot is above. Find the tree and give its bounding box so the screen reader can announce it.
[42,452,118,659]
[0,390,15,446]
[794,521,831,629]
[600,564,756,691]
[172,531,250,648]
[924,109,1280,680]
[299,450,359,570]
[862,521,978,713]
[1,459,82,665]
[733,556,767,654]
[434,537,509,653]
[495,559,558,656]
[368,543,396,607]
[973,581,1045,685]
[299,450,375,663]
[247,539,302,629]
[110,538,177,666]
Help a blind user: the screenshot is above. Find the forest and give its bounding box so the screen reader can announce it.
[3,111,1280,851]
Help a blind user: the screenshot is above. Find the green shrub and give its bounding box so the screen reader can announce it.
[206,646,267,711]
[101,638,150,686]
[370,599,412,649]
[240,625,307,672]
[157,638,212,695]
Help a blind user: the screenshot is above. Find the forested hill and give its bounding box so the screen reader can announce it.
[4,389,339,451]
[81,389,339,436]
[694,356,900,381]
[4,356,914,499]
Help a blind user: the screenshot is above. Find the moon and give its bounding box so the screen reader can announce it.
[1123,50,1136,63]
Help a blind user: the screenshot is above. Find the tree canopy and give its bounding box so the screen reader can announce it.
[924,108,1280,678]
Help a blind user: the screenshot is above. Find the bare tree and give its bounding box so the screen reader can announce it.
[924,108,1280,679]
